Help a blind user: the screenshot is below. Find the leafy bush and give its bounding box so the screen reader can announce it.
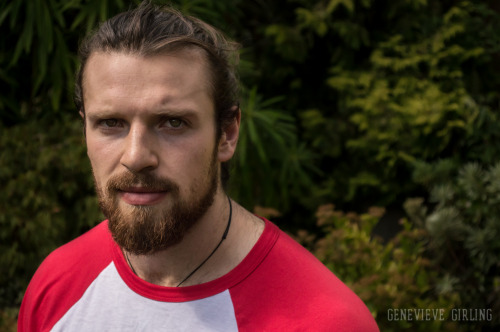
[0,116,101,309]
[230,87,320,210]
[407,161,500,330]
[294,204,462,331]
[258,0,500,208]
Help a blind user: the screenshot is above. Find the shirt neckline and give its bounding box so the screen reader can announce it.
[111,218,279,302]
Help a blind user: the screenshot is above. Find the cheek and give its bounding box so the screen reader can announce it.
[171,140,216,182]
[86,137,120,178]
[174,146,211,176]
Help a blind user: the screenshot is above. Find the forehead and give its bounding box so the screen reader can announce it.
[83,48,213,100]
[82,49,214,113]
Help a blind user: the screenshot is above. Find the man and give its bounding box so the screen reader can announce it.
[18,2,379,331]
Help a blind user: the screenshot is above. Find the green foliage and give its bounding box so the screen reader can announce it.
[321,1,500,205]
[0,116,101,309]
[297,204,462,331]
[0,306,18,332]
[407,161,500,329]
[230,87,320,210]
[0,0,137,124]
[247,0,500,207]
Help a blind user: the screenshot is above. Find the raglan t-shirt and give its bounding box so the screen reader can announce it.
[18,219,379,331]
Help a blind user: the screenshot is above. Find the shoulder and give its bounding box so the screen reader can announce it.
[18,221,114,332]
[230,220,379,332]
[33,221,113,282]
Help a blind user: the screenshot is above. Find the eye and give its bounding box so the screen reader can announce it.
[101,119,119,127]
[167,118,183,128]
[160,117,185,129]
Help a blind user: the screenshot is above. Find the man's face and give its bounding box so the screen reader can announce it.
[83,50,221,255]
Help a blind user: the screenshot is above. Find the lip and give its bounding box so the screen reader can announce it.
[119,188,167,205]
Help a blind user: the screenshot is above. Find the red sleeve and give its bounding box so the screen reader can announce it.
[230,225,379,331]
[18,221,113,332]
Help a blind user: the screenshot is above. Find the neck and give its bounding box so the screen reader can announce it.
[175,194,232,287]
[124,190,248,287]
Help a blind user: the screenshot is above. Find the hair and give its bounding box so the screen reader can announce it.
[74,1,240,187]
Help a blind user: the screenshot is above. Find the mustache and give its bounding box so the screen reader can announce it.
[106,172,179,193]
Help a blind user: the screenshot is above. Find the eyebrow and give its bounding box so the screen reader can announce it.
[86,108,198,119]
[153,108,198,118]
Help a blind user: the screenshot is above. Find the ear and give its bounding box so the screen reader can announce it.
[218,107,241,162]
[79,110,87,138]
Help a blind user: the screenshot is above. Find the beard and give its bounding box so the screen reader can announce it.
[95,152,219,255]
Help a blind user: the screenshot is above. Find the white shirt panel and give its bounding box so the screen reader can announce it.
[51,262,238,331]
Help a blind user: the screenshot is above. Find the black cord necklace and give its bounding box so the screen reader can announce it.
[177,195,232,287]
[124,195,233,287]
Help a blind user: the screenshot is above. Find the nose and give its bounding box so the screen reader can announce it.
[120,123,159,173]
